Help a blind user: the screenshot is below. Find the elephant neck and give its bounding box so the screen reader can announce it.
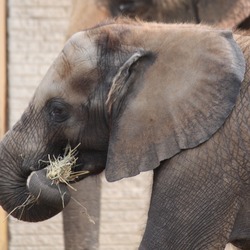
[216,34,250,183]
[141,152,240,249]
[220,34,250,178]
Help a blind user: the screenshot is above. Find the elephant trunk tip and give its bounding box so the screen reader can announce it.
[27,168,71,210]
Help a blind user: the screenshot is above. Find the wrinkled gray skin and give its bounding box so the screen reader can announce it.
[0,19,250,249]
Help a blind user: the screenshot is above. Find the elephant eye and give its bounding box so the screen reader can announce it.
[116,0,151,17]
[118,1,137,14]
[46,99,71,123]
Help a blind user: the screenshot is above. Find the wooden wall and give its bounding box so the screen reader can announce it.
[0,0,8,249]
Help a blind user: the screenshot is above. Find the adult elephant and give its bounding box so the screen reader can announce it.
[0,19,249,249]
[67,0,250,38]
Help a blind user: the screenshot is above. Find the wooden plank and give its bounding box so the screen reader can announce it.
[0,0,8,249]
[0,0,6,135]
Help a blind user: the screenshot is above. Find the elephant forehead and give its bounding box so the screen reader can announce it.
[54,31,98,82]
[64,31,98,71]
[33,31,99,108]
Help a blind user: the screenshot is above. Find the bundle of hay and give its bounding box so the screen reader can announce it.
[46,144,89,190]
[46,144,95,223]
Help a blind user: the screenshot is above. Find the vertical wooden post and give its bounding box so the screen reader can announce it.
[0,0,8,249]
[0,0,6,135]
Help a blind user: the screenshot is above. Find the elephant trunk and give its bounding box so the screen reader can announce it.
[0,130,71,222]
[27,169,71,214]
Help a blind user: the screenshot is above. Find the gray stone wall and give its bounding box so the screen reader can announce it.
[8,0,70,126]
[99,173,151,250]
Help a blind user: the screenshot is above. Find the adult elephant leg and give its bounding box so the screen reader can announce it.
[229,197,250,249]
[63,176,101,250]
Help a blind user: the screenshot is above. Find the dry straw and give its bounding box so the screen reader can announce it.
[46,144,95,223]
[46,144,89,191]
[3,192,40,221]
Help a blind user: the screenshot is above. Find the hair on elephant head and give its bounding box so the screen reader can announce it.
[1,18,250,249]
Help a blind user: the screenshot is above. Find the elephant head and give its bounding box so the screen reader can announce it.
[0,18,248,249]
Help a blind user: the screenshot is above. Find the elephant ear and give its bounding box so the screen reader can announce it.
[105,29,245,182]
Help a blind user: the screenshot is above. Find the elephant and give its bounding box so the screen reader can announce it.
[0,18,250,249]
[65,1,250,249]
[67,0,250,38]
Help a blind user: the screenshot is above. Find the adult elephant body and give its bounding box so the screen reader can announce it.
[0,20,250,249]
[67,0,250,37]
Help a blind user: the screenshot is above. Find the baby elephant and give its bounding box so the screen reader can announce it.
[0,19,250,249]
